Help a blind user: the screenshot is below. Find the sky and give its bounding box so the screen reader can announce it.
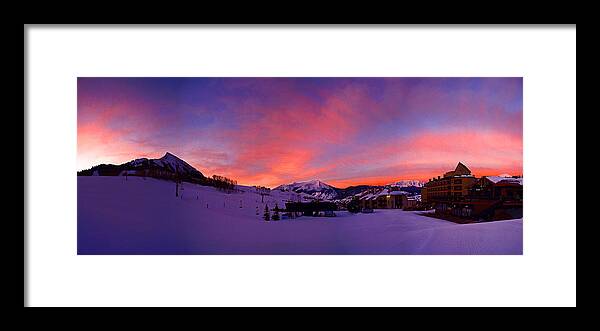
[78,77,523,188]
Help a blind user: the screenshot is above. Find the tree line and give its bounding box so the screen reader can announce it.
[209,175,237,192]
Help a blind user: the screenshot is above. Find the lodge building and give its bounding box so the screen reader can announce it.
[421,162,478,203]
[422,162,523,221]
[350,162,522,221]
[359,188,408,210]
[474,176,523,201]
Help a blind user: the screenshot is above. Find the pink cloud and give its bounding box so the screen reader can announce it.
[78,78,523,188]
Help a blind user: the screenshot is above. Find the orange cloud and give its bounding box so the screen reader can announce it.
[78,78,523,189]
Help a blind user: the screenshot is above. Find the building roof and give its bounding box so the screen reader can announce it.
[360,187,412,200]
[444,162,472,178]
[425,162,476,186]
[376,189,390,197]
[483,176,523,185]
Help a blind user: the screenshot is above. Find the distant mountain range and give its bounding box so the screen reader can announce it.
[274,179,422,201]
[391,180,424,188]
[79,153,422,199]
[77,152,206,184]
[274,180,341,200]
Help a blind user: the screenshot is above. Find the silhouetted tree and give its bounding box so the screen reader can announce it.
[272,203,280,221]
[347,197,361,213]
[211,175,237,193]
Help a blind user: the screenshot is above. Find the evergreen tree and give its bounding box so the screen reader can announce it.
[272,203,280,221]
[347,196,361,213]
[263,204,270,221]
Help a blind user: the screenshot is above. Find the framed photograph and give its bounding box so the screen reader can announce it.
[77,77,523,255]
[25,25,576,307]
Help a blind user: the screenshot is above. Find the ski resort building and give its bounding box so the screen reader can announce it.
[402,195,421,210]
[474,176,523,201]
[358,187,408,210]
[421,162,478,203]
[421,162,523,221]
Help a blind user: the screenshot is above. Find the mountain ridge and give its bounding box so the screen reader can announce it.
[274,180,340,200]
[78,152,206,184]
[274,179,423,201]
[79,153,423,199]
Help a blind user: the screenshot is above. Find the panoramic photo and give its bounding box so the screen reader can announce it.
[77,77,523,255]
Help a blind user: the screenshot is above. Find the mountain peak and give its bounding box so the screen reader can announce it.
[298,179,332,188]
[275,179,338,200]
[391,180,424,188]
[306,179,325,186]
[156,152,199,172]
[79,151,205,181]
[161,151,180,160]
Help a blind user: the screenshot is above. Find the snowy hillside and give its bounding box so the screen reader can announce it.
[391,180,424,188]
[78,152,205,183]
[275,180,339,200]
[125,152,203,178]
[78,176,523,254]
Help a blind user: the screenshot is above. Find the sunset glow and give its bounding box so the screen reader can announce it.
[78,77,523,188]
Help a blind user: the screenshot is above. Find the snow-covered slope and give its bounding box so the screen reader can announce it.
[78,176,523,254]
[124,152,204,178]
[78,152,205,182]
[275,180,339,200]
[391,180,424,188]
